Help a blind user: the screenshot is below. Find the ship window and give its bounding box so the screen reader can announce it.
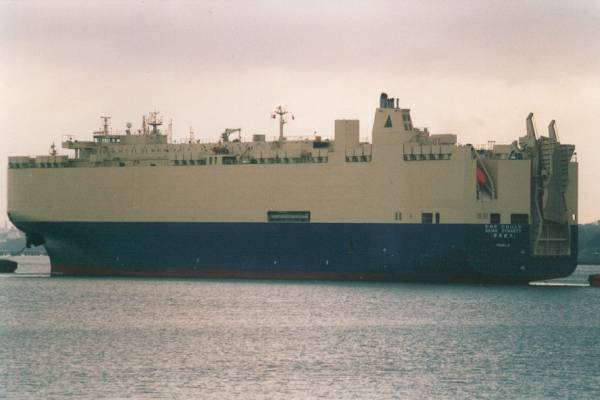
[490,213,501,224]
[394,211,402,221]
[268,211,310,223]
[384,115,393,128]
[421,213,433,224]
[510,214,529,224]
[435,213,440,224]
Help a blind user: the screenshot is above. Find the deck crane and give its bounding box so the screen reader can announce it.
[221,128,241,142]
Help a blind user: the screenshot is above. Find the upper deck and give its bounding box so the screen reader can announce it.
[8,93,535,171]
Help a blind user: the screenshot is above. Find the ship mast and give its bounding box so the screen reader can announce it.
[100,116,111,135]
[272,106,293,142]
[147,111,162,135]
[189,127,195,143]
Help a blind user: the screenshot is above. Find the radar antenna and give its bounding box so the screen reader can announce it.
[147,111,163,135]
[271,106,294,141]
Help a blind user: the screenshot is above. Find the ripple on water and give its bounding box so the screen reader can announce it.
[1,257,599,399]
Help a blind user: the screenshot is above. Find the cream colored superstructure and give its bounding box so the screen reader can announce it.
[8,93,577,252]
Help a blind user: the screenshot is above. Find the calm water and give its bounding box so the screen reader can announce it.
[1,257,599,399]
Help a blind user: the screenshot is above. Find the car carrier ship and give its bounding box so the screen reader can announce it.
[6,93,578,283]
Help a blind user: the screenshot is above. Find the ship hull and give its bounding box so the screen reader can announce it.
[12,220,578,283]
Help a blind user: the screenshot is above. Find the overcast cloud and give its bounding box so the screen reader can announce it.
[1,0,599,222]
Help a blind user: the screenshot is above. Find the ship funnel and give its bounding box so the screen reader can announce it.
[380,93,388,108]
[379,93,398,109]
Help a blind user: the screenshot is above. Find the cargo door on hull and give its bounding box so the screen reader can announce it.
[523,116,574,256]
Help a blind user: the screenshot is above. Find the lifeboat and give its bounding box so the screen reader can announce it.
[476,166,488,187]
[588,274,600,287]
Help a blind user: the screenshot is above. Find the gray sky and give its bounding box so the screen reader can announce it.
[1,0,599,223]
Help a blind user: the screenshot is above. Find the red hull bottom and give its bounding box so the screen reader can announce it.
[51,264,529,284]
[53,264,424,281]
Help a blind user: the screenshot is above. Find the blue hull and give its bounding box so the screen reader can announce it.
[12,221,577,283]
